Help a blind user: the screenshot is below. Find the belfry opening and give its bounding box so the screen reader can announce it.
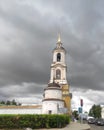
[57,53,61,62]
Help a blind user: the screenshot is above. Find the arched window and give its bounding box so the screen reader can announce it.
[57,53,61,62]
[56,69,61,79]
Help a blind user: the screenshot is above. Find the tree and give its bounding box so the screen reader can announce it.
[72,110,79,119]
[89,104,101,118]
[0,101,5,105]
[6,100,11,105]
[11,99,17,105]
[0,100,21,106]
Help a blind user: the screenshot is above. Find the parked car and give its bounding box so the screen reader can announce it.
[95,118,104,126]
[88,118,95,124]
[87,116,94,121]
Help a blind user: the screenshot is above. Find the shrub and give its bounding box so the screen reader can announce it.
[0,114,70,129]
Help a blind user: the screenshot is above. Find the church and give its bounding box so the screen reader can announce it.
[0,36,72,115]
[42,35,72,114]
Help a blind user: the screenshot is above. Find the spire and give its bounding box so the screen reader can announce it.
[58,33,61,43]
[57,33,62,48]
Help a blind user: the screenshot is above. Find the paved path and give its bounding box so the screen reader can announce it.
[89,124,104,130]
[36,122,90,130]
[62,122,90,130]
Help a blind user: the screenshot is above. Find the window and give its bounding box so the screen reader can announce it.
[57,53,61,62]
[48,110,52,114]
[56,69,61,79]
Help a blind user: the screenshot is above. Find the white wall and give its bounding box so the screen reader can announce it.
[101,107,104,118]
[45,89,62,99]
[42,102,58,114]
[0,108,42,114]
[42,100,64,114]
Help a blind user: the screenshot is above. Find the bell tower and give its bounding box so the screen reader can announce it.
[50,34,67,84]
[49,35,72,114]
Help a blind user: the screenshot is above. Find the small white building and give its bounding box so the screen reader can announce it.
[42,82,65,114]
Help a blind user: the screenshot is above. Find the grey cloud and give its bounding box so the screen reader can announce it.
[0,82,45,100]
[0,0,104,105]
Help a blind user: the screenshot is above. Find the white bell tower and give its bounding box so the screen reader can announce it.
[42,35,72,114]
[50,35,67,84]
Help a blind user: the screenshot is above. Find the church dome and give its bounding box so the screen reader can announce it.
[48,82,60,88]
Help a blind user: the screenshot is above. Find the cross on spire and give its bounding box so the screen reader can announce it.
[57,33,62,48]
[58,33,61,43]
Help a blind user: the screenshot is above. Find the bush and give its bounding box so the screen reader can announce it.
[0,114,70,129]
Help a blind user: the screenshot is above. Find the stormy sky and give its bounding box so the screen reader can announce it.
[0,0,104,111]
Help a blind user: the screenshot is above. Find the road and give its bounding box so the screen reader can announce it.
[89,124,104,130]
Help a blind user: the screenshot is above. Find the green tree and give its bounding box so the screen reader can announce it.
[89,104,101,118]
[0,100,5,105]
[72,110,78,119]
[6,100,11,105]
[11,99,17,105]
[0,100,21,106]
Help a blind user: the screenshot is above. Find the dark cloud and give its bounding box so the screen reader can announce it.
[0,0,104,108]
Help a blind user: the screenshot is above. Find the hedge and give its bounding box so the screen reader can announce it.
[0,114,70,129]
